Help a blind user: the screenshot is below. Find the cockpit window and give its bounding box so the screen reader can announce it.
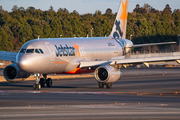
[19,48,43,54]
[39,49,44,54]
[35,49,40,53]
[26,49,34,53]
[20,49,26,53]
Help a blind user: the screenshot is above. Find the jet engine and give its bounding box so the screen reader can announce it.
[3,63,30,82]
[94,65,122,83]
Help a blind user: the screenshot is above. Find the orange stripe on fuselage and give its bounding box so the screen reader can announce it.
[55,61,67,64]
[64,67,95,74]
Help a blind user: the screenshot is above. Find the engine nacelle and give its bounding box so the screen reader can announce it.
[94,65,122,83]
[3,63,30,82]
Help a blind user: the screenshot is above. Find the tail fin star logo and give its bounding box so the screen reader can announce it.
[73,43,80,56]
[120,0,128,33]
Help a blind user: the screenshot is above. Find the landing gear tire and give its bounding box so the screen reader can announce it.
[98,82,104,88]
[47,78,52,87]
[33,83,41,90]
[106,83,112,89]
[40,78,45,87]
[33,83,36,90]
[36,84,41,90]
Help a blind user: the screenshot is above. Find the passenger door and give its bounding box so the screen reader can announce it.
[45,42,56,61]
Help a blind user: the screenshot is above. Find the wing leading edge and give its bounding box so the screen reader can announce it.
[0,51,17,62]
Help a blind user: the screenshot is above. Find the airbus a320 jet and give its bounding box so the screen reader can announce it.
[0,0,178,90]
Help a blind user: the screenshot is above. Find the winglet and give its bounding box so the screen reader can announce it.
[109,0,129,39]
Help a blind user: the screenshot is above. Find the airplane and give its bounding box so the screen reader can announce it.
[0,0,178,90]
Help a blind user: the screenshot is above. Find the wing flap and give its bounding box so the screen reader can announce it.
[0,51,17,62]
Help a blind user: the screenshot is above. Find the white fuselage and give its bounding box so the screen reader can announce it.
[16,37,133,74]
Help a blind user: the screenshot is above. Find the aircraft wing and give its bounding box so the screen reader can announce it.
[130,42,176,48]
[80,54,180,68]
[0,51,17,62]
[80,60,111,68]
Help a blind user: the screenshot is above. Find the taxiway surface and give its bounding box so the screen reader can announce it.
[0,68,180,119]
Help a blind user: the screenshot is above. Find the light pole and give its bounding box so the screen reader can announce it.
[178,35,180,52]
[129,35,133,54]
[60,34,62,38]
[90,28,93,37]
[130,35,132,40]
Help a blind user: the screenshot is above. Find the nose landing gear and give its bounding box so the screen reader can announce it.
[33,73,41,90]
[33,74,53,90]
[33,83,41,90]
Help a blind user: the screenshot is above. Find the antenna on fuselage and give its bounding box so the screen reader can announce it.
[38,35,40,40]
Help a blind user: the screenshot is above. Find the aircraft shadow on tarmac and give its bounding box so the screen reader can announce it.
[0,81,79,89]
[0,82,34,88]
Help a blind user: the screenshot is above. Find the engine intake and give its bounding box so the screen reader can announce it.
[3,63,30,82]
[95,66,122,83]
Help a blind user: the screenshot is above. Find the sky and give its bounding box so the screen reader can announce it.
[0,0,180,14]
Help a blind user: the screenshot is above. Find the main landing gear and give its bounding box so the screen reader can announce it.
[33,74,52,90]
[98,82,112,89]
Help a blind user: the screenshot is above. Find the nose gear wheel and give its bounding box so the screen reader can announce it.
[33,74,53,90]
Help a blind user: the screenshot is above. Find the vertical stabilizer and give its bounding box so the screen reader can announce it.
[109,0,129,39]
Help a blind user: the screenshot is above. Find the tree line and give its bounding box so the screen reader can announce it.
[0,4,180,52]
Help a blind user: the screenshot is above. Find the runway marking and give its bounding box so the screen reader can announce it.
[1,111,180,117]
[0,90,179,96]
[1,112,180,116]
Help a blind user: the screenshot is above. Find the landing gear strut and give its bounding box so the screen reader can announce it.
[106,83,112,89]
[98,82,112,89]
[98,82,105,88]
[33,74,53,90]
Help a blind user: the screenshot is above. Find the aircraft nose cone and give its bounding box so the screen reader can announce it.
[17,57,30,71]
